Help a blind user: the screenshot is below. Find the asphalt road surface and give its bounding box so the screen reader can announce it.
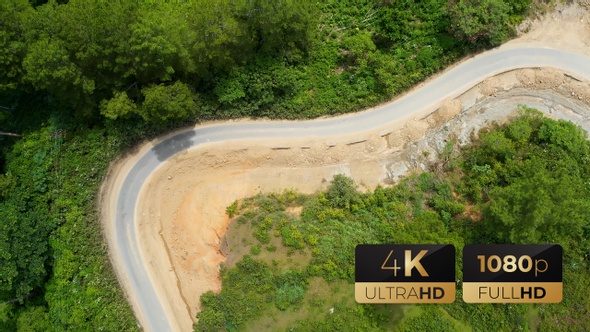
[108,46,590,332]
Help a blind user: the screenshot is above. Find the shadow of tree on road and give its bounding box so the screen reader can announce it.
[151,130,197,162]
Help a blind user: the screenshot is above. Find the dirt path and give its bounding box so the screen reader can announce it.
[102,3,590,331]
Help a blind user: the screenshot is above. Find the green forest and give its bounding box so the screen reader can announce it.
[0,0,537,330]
[198,109,590,331]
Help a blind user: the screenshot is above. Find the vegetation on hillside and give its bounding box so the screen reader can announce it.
[196,110,590,331]
[0,0,533,329]
[1,0,531,122]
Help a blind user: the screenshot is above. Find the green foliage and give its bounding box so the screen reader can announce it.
[447,0,514,46]
[195,255,309,331]
[274,271,307,310]
[249,196,280,215]
[325,174,360,210]
[139,81,198,121]
[369,51,404,97]
[15,306,49,332]
[226,200,239,218]
[0,304,16,332]
[0,0,32,90]
[537,118,589,157]
[126,3,193,83]
[378,0,450,47]
[250,244,262,255]
[288,303,388,331]
[0,123,139,330]
[2,0,531,124]
[281,224,306,250]
[444,302,530,331]
[483,159,589,245]
[213,57,307,118]
[3,0,322,122]
[0,128,55,298]
[481,130,516,161]
[395,307,462,331]
[41,128,138,331]
[461,109,590,259]
[341,30,376,67]
[22,37,88,110]
[236,0,319,62]
[374,0,465,95]
[100,91,137,120]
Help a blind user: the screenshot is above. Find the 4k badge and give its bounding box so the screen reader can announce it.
[355,244,455,303]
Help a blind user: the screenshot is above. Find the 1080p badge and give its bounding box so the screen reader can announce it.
[355,244,455,303]
[462,244,562,303]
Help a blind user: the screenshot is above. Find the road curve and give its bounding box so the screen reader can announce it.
[103,45,590,332]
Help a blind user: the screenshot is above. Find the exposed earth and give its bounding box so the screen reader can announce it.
[102,3,590,331]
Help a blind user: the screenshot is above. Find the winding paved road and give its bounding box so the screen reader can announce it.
[104,45,590,331]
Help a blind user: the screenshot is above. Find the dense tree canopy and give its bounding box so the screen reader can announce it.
[1,0,320,120]
[447,0,531,46]
[0,0,527,123]
[462,110,590,259]
[447,0,512,46]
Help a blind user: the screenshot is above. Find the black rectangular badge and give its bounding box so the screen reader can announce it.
[355,244,455,282]
[462,244,562,303]
[355,244,455,303]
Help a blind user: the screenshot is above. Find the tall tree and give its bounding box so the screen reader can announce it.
[0,0,33,90]
[21,0,138,115]
[447,0,512,46]
[235,0,318,63]
[138,81,198,122]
